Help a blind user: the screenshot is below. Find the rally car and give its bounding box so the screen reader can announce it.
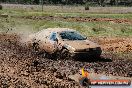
[26,28,102,59]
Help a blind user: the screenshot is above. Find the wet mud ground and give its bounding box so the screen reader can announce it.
[18,16,132,24]
[0,33,132,88]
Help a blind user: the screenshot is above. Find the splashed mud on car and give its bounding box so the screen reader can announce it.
[26,28,102,60]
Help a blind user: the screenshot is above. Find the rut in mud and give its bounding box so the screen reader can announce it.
[91,37,132,53]
[0,33,132,87]
[14,16,132,24]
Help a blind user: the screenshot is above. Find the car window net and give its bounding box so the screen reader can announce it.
[60,31,86,40]
[50,32,56,41]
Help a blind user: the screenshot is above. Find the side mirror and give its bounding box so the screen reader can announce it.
[85,37,88,40]
[54,38,58,43]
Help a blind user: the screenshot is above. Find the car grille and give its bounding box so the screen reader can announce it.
[75,48,94,52]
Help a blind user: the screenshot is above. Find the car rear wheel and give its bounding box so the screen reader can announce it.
[32,42,47,57]
[57,49,72,60]
[32,42,39,54]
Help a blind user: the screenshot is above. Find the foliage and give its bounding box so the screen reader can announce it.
[0,5,2,10]
[0,0,132,6]
[85,2,89,10]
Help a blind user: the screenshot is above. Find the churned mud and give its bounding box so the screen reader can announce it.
[0,33,132,87]
[91,37,132,53]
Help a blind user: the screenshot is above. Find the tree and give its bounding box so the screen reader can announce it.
[0,0,131,6]
[33,0,39,4]
[97,0,105,6]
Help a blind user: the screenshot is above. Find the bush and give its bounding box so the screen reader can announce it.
[0,5,2,10]
[92,27,106,33]
[85,3,89,10]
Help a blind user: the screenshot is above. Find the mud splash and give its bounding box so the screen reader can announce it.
[0,33,132,87]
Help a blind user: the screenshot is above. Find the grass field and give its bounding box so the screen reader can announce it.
[2,4,132,13]
[0,4,132,37]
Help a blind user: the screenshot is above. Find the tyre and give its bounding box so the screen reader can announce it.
[32,42,39,53]
[60,49,72,59]
[32,42,48,58]
[56,49,72,60]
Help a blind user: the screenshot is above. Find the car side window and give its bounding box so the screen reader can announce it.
[50,32,57,41]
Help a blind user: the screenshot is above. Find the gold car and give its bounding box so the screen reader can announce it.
[27,28,102,59]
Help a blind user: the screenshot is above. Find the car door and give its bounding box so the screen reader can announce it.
[46,32,58,53]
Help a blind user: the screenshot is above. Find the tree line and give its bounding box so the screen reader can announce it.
[0,0,132,6]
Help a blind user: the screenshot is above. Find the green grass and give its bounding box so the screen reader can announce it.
[0,9,132,37]
[0,17,132,37]
[1,9,132,19]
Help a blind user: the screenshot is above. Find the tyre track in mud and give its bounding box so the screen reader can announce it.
[0,33,132,87]
[90,37,132,53]
[13,15,132,24]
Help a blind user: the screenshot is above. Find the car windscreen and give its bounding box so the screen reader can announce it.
[60,31,86,40]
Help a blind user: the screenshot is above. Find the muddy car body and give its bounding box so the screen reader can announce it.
[27,28,102,59]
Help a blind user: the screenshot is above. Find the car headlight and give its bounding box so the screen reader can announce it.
[93,48,96,50]
[64,44,75,52]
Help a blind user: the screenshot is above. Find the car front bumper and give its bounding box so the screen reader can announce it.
[70,47,102,58]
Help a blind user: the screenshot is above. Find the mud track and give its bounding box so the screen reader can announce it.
[0,33,132,87]
[91,37,132,53]
[14,16,132,24]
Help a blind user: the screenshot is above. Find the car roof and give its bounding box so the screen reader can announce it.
[33,28,77,38]
[39,28,75,33]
